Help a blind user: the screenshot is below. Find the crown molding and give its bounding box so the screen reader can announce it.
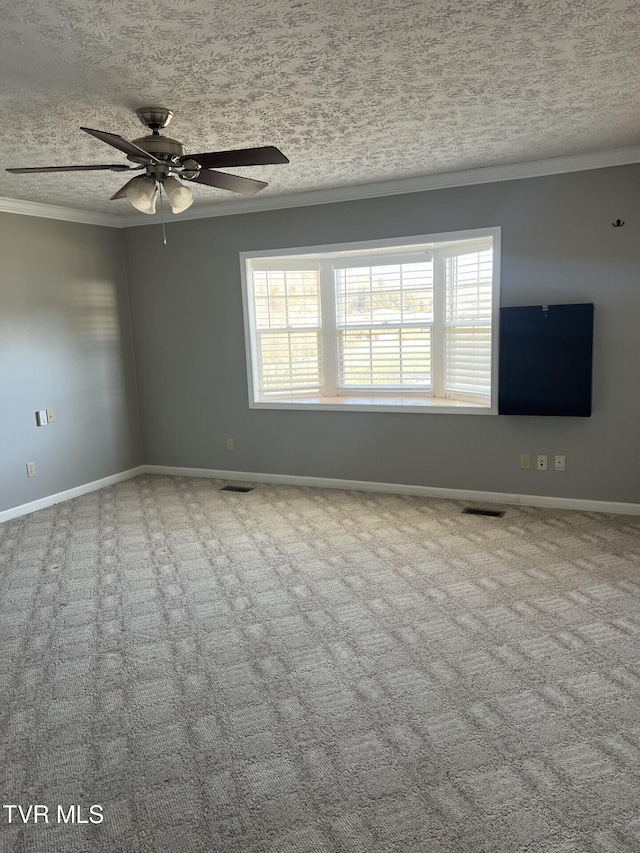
[119,144,640,227]
[2,144,640,229]
[0,196,121,227]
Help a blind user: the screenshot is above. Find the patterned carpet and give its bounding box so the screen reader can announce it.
[2,474,640,852]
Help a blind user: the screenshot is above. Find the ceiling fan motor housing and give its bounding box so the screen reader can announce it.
[130,107,186,168]
[129,134,186,163]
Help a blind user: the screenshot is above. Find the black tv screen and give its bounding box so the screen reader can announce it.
[498,303,594,416]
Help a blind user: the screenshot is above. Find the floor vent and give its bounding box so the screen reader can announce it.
[220,485,255,493]
[463,507,505,518]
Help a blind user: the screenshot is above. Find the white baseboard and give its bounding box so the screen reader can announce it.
[3,463,638,522]
[0,466,146,524]
[144,465,640,516]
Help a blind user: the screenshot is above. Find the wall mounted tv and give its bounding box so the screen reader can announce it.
[498,303,594,416]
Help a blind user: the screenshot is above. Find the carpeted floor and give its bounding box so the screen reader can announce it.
[2,474,640,852]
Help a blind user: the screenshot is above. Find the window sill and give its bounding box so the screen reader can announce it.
[250,395,496,414]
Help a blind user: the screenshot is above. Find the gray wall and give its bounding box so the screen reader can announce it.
[0,213,142,512]
[124,164,640,503]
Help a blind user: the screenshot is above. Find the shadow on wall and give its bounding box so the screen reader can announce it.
[70,279,127,411]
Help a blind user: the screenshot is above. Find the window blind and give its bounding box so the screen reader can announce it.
[335,260,433,388]
[444,249,493,399]
[252,268,323,397]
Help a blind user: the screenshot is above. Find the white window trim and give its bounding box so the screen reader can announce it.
[240,227,501,415]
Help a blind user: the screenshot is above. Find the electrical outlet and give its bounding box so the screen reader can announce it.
[520,453,531,470]
[227,438,235,451]
[46,408,55,423]
[26,462,36,478]
[536,455,548,471]
[555,455,566,471]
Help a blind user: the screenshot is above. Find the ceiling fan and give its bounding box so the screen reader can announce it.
[6,107,289,215]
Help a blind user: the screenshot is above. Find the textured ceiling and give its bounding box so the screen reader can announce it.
[1,0,639,215]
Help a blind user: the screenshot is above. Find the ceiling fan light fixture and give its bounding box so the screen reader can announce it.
[164,176,193,213]
[127,176,158,214]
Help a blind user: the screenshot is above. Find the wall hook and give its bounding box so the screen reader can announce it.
[612,219,625,227]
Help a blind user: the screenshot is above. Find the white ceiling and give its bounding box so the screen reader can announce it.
[1,0,639,217]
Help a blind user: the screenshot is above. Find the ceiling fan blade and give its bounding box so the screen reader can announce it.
[183,146,289,169]
[188,169,268,195]
[7,164,132,174]
[110,175,144,200]
[80,127,159,163]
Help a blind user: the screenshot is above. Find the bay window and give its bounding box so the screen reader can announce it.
[241,228,499,413]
